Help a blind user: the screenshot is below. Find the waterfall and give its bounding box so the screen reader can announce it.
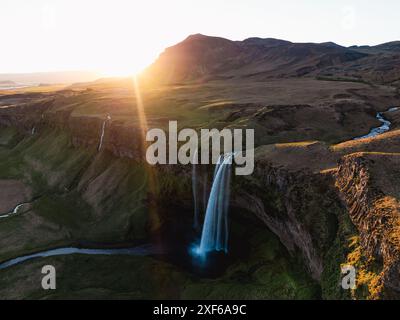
[98,115,111,151]
[31,127,36,135]
[192,150,199,229]
[98,120,106,151]
[194,153,233,256]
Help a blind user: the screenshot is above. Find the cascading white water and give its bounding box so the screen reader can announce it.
[98,121,106,151]
[98,115,111,151]
[194,153,233,257]
[31,127,35,135]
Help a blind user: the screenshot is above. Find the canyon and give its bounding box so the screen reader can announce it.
[1,34,400,299]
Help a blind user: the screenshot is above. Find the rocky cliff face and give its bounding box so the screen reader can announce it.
[68,116,144,159]
[0,93,145,160]
[233,158,345,281]
[335,153,400,298]
[0,96,53,133]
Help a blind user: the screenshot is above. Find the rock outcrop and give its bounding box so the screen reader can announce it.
[233,156,345,281]
[335,153,400,298]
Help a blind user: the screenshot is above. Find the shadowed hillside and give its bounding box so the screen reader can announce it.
[144,34,369,83]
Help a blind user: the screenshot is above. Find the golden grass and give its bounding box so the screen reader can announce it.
[198,100,234,110]
[319,167,337,175]
[275,141,319,148]
[0,84,67,95]
[341,151,400,158]
[332,130,400,152]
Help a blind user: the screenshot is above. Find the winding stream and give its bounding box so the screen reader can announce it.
[0,244,164,270]
[0,197,165,270]
[0,202,29,219]
[353,107,399,140]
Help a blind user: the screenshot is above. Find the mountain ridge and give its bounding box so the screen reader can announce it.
[144,34,400,85]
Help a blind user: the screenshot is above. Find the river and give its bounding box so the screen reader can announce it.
[353,107,399,140]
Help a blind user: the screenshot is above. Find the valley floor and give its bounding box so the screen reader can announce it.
[0,77,399,299]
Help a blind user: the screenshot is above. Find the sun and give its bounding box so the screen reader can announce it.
[99,62,147,78]
[98,50,155,78]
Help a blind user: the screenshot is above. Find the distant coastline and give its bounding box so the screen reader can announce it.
[0,81,33,90]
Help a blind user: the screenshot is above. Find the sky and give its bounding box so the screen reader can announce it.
[1,0,399,75]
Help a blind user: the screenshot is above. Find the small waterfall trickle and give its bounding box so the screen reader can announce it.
[98,115,111,151]
[98,121,106,151]
[31,127,36,135]
[193,153,233,257]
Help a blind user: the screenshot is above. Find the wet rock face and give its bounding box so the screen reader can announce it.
[69,115,104,148]
[335,153,400,298]
[69,117,145,160]
[233,159,342,281]
[0,94,145,161]
[104,121,144,159]
[0,98,54,133]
